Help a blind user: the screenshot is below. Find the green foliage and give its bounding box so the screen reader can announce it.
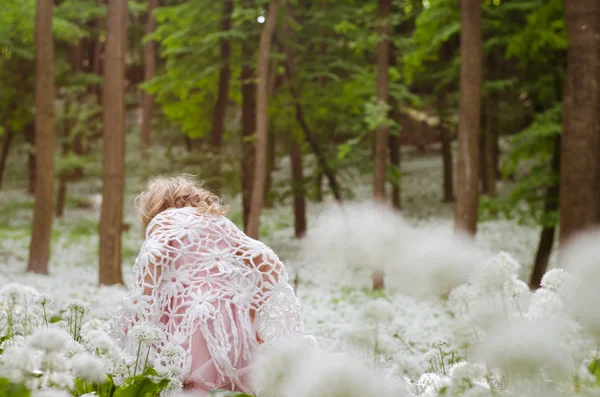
[481,105,562,227]
[113,368,170,397]
[0,378,30,397]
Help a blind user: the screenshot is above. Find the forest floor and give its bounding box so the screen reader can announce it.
[0,137,556,384]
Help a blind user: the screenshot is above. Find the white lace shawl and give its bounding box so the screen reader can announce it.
[119,207,304,387]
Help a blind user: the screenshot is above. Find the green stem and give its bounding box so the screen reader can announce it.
[134,340,142,376]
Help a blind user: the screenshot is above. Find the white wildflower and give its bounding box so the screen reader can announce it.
[474,317,575,380]
[81,319,112,336]
[470,252,521,294]
[43,371,74,390]
[415,372,449,396]
[130,322,165,345]
[65,300,89,316]
[35,294,53,306]
[526,289,566,320]
[82,330,121,359]
[71,353,108,383]
[360,298,393,322]
[540,268,573,298]
[448,284,480,315]
[387,228,486,298]
[0,345,38,382]
[28,327,72,352]
[430,336,449,349]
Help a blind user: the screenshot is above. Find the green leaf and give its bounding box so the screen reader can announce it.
[114,369,170,397]
[589,359,600,386]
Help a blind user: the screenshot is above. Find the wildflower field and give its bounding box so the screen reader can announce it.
[1,151,600,397]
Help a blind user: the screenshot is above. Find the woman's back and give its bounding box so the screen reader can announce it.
[120,201,303,392]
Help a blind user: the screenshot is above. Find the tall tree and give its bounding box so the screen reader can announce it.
[559,0,600,245]
[454,0,482,235]
[28,0,55,275]
[246,0,279,239]
[373,0,391,290]
[530,136,560,288]
[209,0,234,193]
[374,0,391,203]
[0,128,14,191]
[290,134,307,238]
[282,0,307,238]
[99,0,127,285]
[140,0,159,158]
[241,47,256,230]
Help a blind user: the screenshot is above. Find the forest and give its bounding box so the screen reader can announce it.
[0,0,600,396]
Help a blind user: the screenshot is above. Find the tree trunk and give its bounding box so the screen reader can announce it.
[281,8,342,203]
[99,0,127,285]
[290,135,307,237]
[0,128,14,191]
[25,124,36,196]
[140,0,158,158]
[246,0,279,239]
[373,0,391,204]
[314,171,323,202]
[208,0,233,194]
[388,42,401,210]
[438,93,454,203]
[28,0,55,275]
[282,1,307,237]
[530,136,560,289]
[241,43,256,230]
[454,0,483,235]
[559,0,600,246]
[389,132,401,209]
[484,103,497,198]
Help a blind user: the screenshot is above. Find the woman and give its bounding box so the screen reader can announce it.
[119,175,304,393]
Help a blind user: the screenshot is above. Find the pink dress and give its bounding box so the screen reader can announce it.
[119,207,304,393]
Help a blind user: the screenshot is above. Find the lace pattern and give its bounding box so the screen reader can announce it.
[119,207,304,388]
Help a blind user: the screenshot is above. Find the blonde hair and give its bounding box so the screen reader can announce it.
[135,175,227,232]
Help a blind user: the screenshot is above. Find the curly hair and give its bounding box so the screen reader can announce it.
[135,175,227,232]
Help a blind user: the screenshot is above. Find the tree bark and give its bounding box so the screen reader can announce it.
[99,0,127,285]
[373,0,391,203]
[559,0,600,246]
[282,1,307,238]
[438,93,454,203]
[25,124,36,196]
[140,0,158,158]
[0,128,14,191]
[246,0,279,239]
[208,0,233,194]
[314,172,323,202]
[530,136,560,289]
[28,0,55,274]
[389,132,401,209]
[290,135,307,238]
[241,43,256,230]
[454,0,482,235]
